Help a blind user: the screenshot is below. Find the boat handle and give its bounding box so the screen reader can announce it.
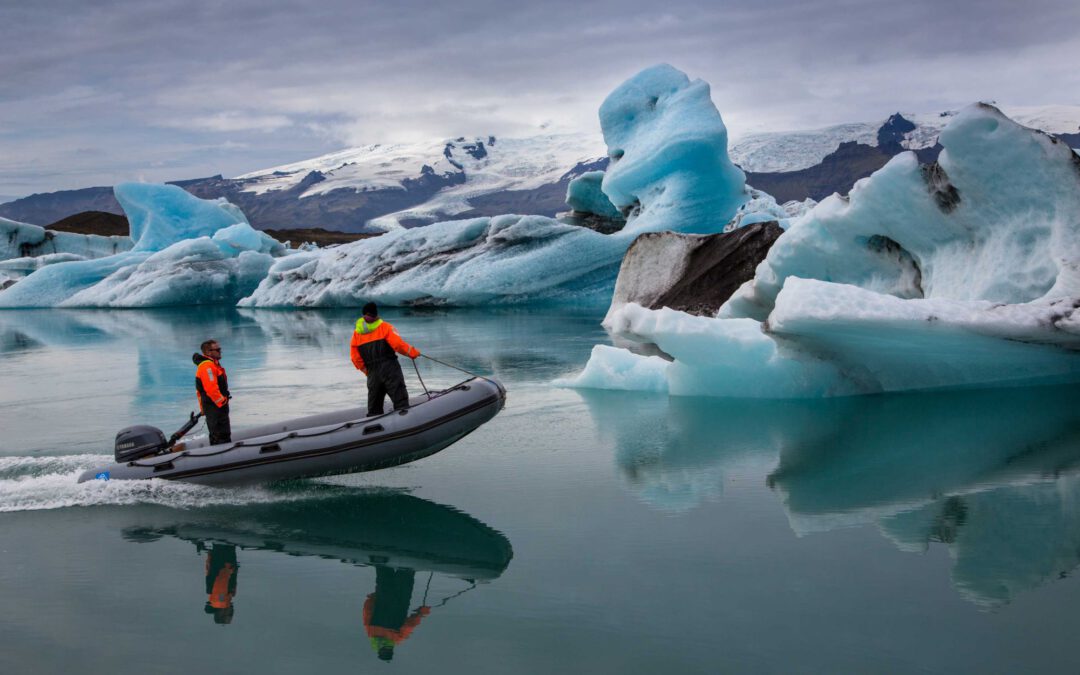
[260,443,282,454]
[363,424,384,435]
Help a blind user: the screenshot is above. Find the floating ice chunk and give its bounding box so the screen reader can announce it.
[722,189,809,233]
[554,344,669,392]
[0,216,131,261]
[565,171,621,219]
[595,304,853,398]
[0,252,154,307]
[61,239,275,308]
[0,252,90,277]
[770,277,1080,348]
[212,222,284,257]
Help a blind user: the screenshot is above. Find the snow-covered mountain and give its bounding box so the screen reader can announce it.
[0,134,608,233]
[728,104,1080,173]
[237,134,607,230]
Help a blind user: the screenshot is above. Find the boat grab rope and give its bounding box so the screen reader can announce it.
[418,354,499,391]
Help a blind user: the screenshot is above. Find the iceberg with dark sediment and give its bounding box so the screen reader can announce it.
[0,217,132,289]
[240,64,749,307]
[1,217,131,262]
[0,184,284,307]
[571,102,1080,395]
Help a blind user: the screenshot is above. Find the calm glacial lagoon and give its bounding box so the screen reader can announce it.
[2,307,1080,673]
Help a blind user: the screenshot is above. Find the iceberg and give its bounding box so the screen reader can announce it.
[581,103,1080,396]
[1,217,131,262]
[0,217,132,289]
[564,171,622,220]
[0,184,284,308]
[241,64,748,307]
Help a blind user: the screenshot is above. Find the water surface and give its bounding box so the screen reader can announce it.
[2,307,1080,673]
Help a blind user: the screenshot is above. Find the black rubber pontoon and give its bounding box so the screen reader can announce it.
[78,377,505,487]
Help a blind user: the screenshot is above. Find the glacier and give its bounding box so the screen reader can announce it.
[241,64,749,307]
[0,184,284,308]
[574,102,1080,396]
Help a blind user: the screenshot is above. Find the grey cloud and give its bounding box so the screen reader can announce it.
[1,0,1078,196]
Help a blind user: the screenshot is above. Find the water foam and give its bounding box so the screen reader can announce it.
[0,455,341,512]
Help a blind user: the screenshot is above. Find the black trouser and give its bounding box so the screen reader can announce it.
[205,403,232,445]
[370,566,416,629]
[367,359,409,416]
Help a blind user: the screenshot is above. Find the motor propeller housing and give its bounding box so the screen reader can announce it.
[114,425,167,463]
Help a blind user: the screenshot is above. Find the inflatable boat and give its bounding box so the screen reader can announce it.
[78,377,505,486]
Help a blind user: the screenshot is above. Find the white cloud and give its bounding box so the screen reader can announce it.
[161,111,294,133]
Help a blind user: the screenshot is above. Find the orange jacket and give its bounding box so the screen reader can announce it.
[195,357,229,410]
[350,319,419,375]
[207,563,236,609]
[363,594,430,643]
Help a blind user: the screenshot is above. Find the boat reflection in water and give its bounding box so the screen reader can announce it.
[582,383,1080,606]
[123,489,513,658]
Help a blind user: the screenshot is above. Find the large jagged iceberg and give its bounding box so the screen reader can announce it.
[573,104,1080,396]
[0,184,284,308]
[241,64,748,307]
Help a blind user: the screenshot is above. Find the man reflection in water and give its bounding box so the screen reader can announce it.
[363,566,431,661]
[203,543,239,624]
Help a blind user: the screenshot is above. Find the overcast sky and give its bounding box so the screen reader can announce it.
[2,0,1078,199]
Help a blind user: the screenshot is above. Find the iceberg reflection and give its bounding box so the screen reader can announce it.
[577,389,820,510]
[583,383,1080,605]
[766,384,1080,607]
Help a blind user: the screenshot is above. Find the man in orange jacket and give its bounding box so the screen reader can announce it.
[193,339,231,445]
[351,302,420,417]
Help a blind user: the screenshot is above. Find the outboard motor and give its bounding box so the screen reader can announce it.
[115,425,168,463]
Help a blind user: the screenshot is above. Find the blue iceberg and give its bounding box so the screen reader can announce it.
[0,184,284,308]
[1,217,131,262]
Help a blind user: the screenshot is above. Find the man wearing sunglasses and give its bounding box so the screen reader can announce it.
[193,339,232,445]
